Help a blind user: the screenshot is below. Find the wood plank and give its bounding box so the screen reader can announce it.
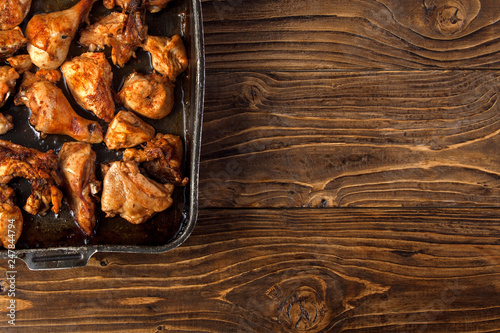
[1,208,499,332]
[200,70,500,208]
[202,0,500,70]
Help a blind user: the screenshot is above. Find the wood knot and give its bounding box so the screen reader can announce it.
[279,286,326,331]
[424,0,479,35]
[241,83,263,109]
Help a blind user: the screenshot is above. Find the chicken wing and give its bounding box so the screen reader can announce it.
[142,34,188,82]
[79,0,147,67]
[0,27,27,60]
[58,142,100,236]
[123,133,188,186]
[25,0,96,69]
[0,184,22,248]
[0,65,19,135]
[117,72,175,119]
[101,161,174,224]
[0,140,63,215]
[0,0,31,31]
[103,0,173,13]
[61,52,115,122]
[15,72,103,143]
[104,111,155,150]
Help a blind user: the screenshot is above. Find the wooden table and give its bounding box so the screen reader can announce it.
[2,0,500,331]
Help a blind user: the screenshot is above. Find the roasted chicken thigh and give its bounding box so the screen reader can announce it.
[101,161,174,224]
[103,0,173,13]
[26,0,96,69]
[104,111,155,150]
[0,140,63,215]
[61,52,115,122]
[117,72,175,119]
[0,184,23,248]
[142,34,188,82]
[0,27,27,59]
[0,65,19,134]
[0,0,31,31]
[15,72,103,143]
[58,142,100,236]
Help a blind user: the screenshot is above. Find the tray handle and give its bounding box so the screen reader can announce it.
[19,249,97,270]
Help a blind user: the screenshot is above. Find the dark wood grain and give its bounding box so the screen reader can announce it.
[200,70,500,208]
[1,208,499,332]
[202,0,500,70]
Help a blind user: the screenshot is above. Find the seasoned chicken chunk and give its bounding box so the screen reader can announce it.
[0,113,12,135]
[0,65,18,135]
[0,140,63,215]
[15,72,103,143]
[0,27,27,59]
[79,1,146,67]
[0,0,31,31]
[61,52,115,122]
[25,0,96,69]
[117,72,175,119]
[103,0,173,13]
[142,34,188,82]
[0,184,23,248]
[7,54,33,74]
[58,142,100,236]
[104,111,155,150]
[124,133,188,185]
[101,161,174,224]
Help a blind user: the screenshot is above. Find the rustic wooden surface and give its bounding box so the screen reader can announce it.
[2,0,500,332]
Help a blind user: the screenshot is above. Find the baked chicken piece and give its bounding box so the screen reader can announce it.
[0,27,27,60]
[117,72,175,119]
[104,111,155,150]
[61,52,115,122]
[58,142,100,236]
[0,65,19,135]
[123,133,188,186]
[142,34,188,82]
[25,0,96,69]
[0,0,31,31]
[0,140,63,215]
[7,54,33,74]
[101,161,174,224]
[103,0,173,13]
[79,0,147,67]
[15,72,103,143]
[0,184,23,248]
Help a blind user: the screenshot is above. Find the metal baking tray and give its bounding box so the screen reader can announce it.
[0,0,204,270]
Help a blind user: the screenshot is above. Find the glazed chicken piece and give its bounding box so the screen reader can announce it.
[124,133,188,185]
[61,52,115,122]
[58,142,100,236]
[142,34,188,82]
[0,184,23,248]
[101,161,174,224]
[103,0,173,13]
[0,0,31,31]
[0,27,27,60]
[0,66,19,135]
[15,72,103,143]
[7,54,33,74]
[79,0,147,67]
[25,0,96,69]
[104,111,155,150]
[117,72,175,119]
[0,140,63,215]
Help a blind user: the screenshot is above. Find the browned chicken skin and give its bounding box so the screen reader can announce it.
[79,0,147,67]
[0,27,27,60]
[26,0,96,69]
[104,110,155,150]
[0,140,63,215]
[15,72,103,143]
[0,0,31,31]
[7,54,33,74]
[0,65,19,135]
[123,133,188,185]
[142,34,188,82]
[58,142,100,236]
[0,184,23,248]
[103,0,173,13]
[61,52,115,122]
[101,160,174,224]
[117,72,175,119]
